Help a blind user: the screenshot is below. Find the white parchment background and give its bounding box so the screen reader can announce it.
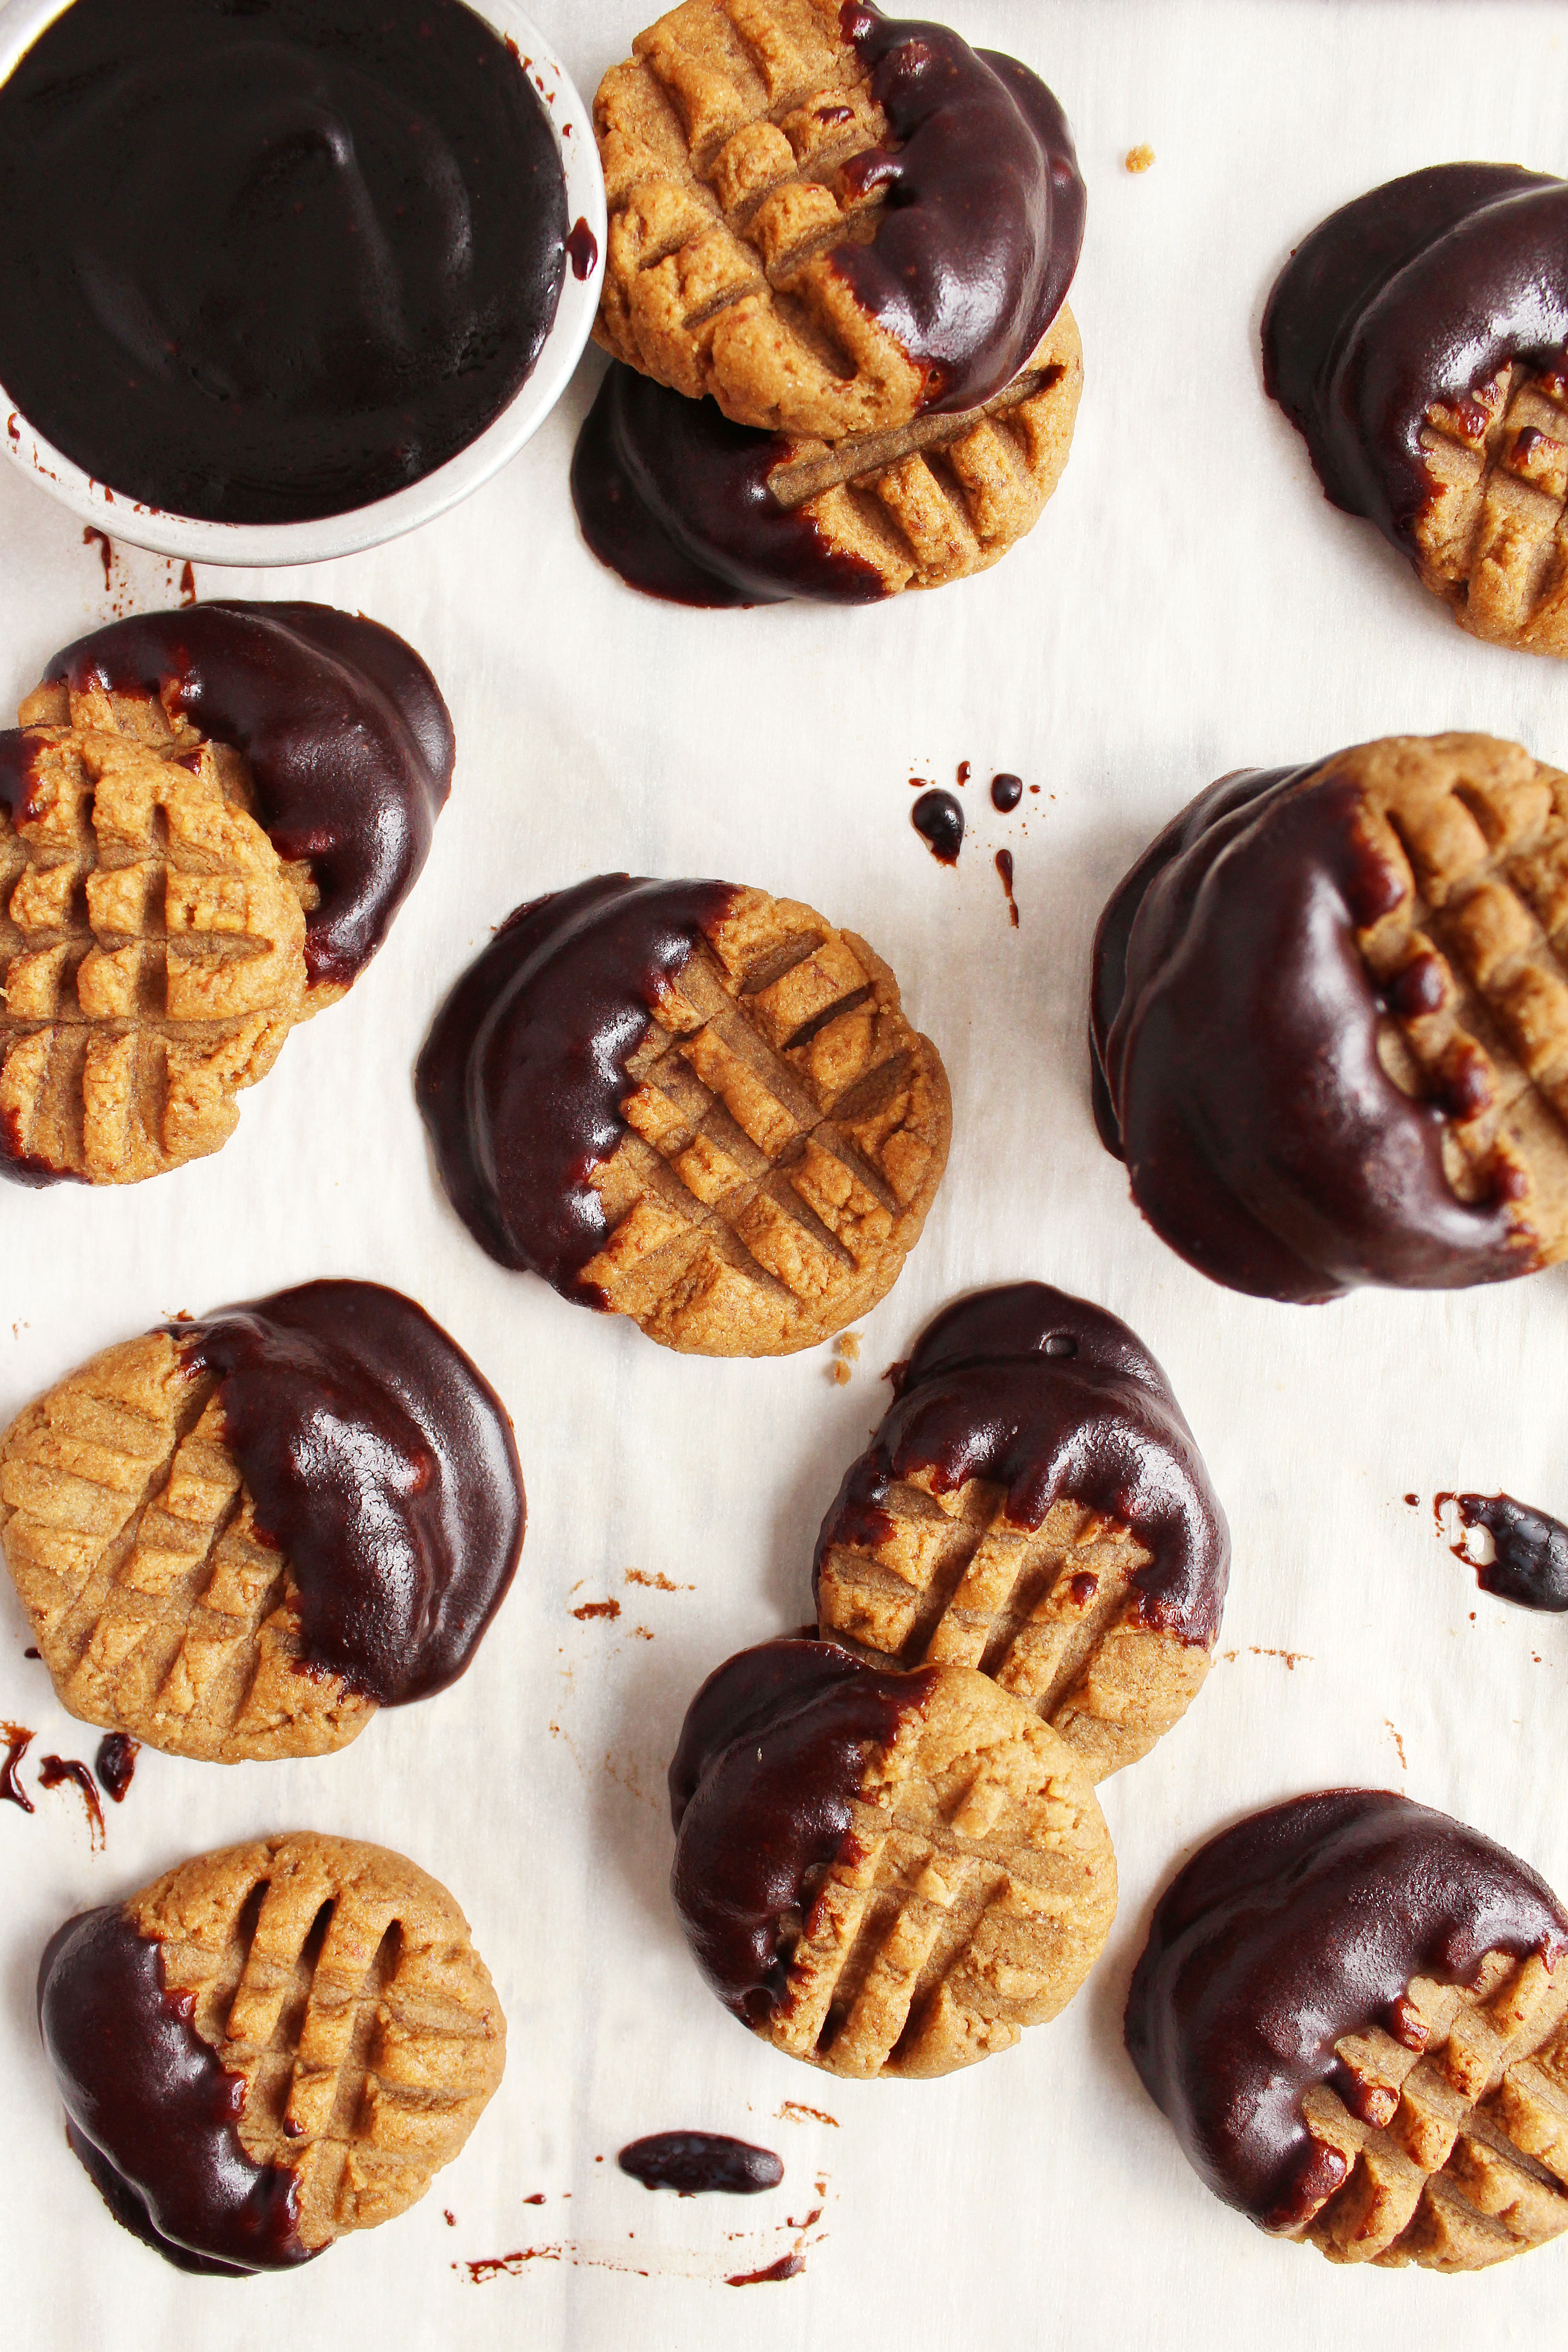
[4,4,1568,2345]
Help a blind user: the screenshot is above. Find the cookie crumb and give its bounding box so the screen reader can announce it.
[1126,143,1154,173]
[830,1361,851,1386]
[1385,1720,1408,1770]
[570,1598,620,1622]
[837,1332,861,1362]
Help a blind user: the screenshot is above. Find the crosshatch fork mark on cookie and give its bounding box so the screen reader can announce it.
[1299,1948,1568,2268]
[590,911,943,1347]
[0,1333,374,1760]
[1418,362,1568,654]
[132,1835,506,2248]
[0,691,308,1181]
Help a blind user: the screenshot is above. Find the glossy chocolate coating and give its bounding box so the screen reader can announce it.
[43,603,454,991]
[1125,1791,1568,2231]
[178,1280,524,1706]
[415,875,737,1295]
[834,13,1085,417]
[814,1283,1229,1646]
[570,361,885,609]
[0,0,567,524]
[1091,764,1528,1302]
[1263,165,1568,553]
[1454,1492,1568,1611]
[38,1904,312,2274]
[669,1637,933,2023]
[571,28,1084,607]
[911,787,964,865]
[617,2132,783,2196]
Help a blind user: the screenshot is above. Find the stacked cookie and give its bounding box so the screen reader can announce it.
[572,0,1086,604]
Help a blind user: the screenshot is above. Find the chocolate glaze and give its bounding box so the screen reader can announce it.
[1091,763,1530,1302]
[1263,165,1568,554]
[1125,1791,1568,2231]
[39,1756,104,1849]
[96,1734,140,1804]
[38,1904,312,2274]
[912,788,964,865]
[0,1720,34,1811]
[177,1280,523,1707]
[834,11,1085,417]
[990,772,1023,812]
[814,1284,1229,1647]
[617,2132,783,2196]
[570,24,1083,607]
[415,875,738,1294]
[669,1637,934,2025]
[42,603,454,991]
[0,0,567,524]
[1451,1492,1568,1611]
[570,363,885,609]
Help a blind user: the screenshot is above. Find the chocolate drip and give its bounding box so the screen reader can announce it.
[994,848,1019,926]
[1125,1791,1568,2230]
[570,363,884,608]
[38,1905,313,2274]
[96,1734,140,1804]
[39,1755,105,1849]
[44,603,454,989]
[617,2132,783,2196]
[0,0,567,524]
[911,789,964,865]
[1090,763,1527,1301]
[415,875,738,1293]
[1452,1492,1568,1611]
[669,1637,933,2022]
[814,1284,1229,1646]
[178,1280,524,1707]
[1263,165,1568,551]
[834,13,1085,417]
[0,1721,34,1811]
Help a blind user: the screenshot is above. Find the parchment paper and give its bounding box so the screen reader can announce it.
[5,6,1568,2346]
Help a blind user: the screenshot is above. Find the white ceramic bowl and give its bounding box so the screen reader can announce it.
[0,0,605,564]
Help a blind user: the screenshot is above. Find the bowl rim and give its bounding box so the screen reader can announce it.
[0,0,606,566]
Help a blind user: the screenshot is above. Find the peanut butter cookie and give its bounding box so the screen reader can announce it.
[670,1636,1116,2077]
[37,1832,506,2273]
[0,1282,524,1761]
[416,875,951,1356]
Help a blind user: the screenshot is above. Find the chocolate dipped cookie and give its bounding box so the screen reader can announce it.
[594,0,1085,440]
[669,1635,1116,2077]
[573,311,1081,605]
[0,604,452,1183]
[813,1284,1228,1779]
[0,1282,524,1761]
[38,1833,506,2273]
[1264,164,1568,657]
[1091,734,1568,1302]
[415,875,950,1355]
[1126,1792,1568,2271]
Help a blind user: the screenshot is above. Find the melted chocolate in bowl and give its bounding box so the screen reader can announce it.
[812,1283,1230,1647]
[1124,1791,1568,2231]
[38,1905,313,2273]
[0,0,568,524]
[178,1280,525,1706]
[1090,763,1529,1302]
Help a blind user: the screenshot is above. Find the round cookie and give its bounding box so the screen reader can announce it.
[1263,165,1568,658]
[572,312,1082,605]
[1,603,452,1183]
[1125,1791,1568,2272]
[0,1281,524,1761]
[1091,734,1568,1302]
[37,1832,506,2274]
[594,0,1085,439]
[669,1635,1116,2077]
[813,1284,1228,1780]
[415,875,951,1356]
